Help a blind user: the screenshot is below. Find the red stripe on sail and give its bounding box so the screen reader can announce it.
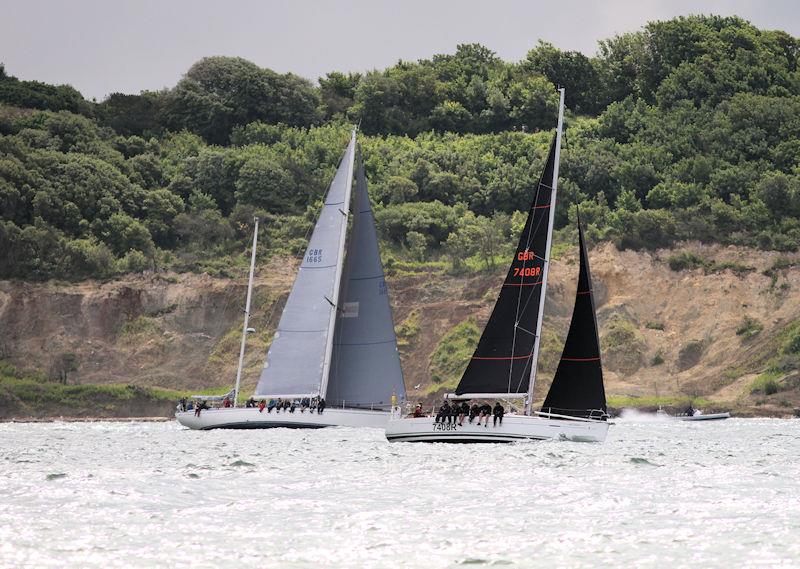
[532,204,551,209]
[560,356,601,362]
[503,281,543,287]
[472,353,532,361]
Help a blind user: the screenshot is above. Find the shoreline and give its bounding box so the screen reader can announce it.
[2,416,173,423]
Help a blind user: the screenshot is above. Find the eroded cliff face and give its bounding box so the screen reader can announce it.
[2,243,799,414]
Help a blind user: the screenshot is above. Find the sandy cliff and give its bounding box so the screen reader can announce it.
[2,243,799,416]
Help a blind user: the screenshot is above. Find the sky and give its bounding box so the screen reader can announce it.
[1,0,799,101]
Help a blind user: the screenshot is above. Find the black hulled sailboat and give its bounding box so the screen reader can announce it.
[385,89,610,443]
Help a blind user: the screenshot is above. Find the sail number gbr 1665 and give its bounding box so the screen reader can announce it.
[306,248,323,263]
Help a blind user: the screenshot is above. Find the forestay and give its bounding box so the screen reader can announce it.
[255,133,356,398]
[326,148,406,408]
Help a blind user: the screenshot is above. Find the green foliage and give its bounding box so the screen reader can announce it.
[667,251,755,275]
[650,352,665,366]
[736,316,764,339]
[607,395,712,409]
[668,251,707,271]
[3,16,800,282]
[645,321,665,330]
[678,339,706,370]
[0,65,92,116]
[428,318,480,388]
[603,316,639,348]
[0,360,188,416]
[395,310,421,348]
[749,371,782,395]
[118,316,159,339]
[162,56,321,144]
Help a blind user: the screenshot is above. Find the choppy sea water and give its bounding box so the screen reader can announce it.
[1,417,799,568]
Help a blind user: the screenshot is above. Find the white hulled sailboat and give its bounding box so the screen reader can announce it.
[176,131,406,429]
[385,89,610,443]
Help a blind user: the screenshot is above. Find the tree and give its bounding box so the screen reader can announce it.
[319,72,361,119]
[97,91,165,137]
[406,231,427,261]
[429,101,472,132]
[50,352,79,384]
[0,66,92,116]
[163,57,321,143]
[102,213,154,256]
[234,152,296,213]
[507,76,559,132]
[523,41,602,113]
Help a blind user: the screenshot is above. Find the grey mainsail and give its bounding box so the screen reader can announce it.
[326,147,406,408]
[254,132,356,397]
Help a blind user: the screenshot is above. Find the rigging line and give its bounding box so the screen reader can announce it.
[495,139,553,392]
[515,324,537,337]
[511,180,550,323]
[511,351,534,395]
[508,144,557,391]
[513,201,557,318]
[508,177,547,390]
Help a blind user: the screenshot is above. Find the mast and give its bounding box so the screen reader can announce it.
[318,129,357,400]
[234,217,259,407]
[525,88,565,415]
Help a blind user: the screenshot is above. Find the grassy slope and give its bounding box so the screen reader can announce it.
[0,362,189,420]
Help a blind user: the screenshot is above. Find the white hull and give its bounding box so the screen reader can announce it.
[677,412,730,421]
[175,407,390,430]
[385,413,609,443]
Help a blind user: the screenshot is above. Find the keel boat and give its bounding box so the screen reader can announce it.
[386,89,609,443]
[177,131,405,430]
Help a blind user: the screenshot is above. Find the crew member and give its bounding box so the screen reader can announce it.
[493,402,505,426]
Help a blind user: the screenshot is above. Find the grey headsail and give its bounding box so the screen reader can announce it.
[255,132,356,398]
[326,147,406,408]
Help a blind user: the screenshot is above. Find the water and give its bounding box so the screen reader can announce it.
[1,419,799,568]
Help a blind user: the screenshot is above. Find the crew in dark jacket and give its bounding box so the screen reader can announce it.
[469,404,479,423]
[458,401,470,426]
[436,401,451,424]
[450,402,460,425]
[479,403,492,427]
[493,402,505,426]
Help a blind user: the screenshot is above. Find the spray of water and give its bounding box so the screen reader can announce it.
[617,408,674,422]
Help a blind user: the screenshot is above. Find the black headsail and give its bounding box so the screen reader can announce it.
[541,217,607,418]
[454,135,559,397]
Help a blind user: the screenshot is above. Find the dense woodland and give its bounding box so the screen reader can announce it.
[1,15,800,281]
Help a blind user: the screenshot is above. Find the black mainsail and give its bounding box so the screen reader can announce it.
[541,218,607,417]
[454,135,560,398]
[326,147,406,408]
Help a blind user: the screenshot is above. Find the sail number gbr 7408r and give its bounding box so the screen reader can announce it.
[513,251,541,278]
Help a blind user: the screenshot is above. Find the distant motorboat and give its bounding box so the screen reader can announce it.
[676,411,731,421]
[656,406,730,421]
